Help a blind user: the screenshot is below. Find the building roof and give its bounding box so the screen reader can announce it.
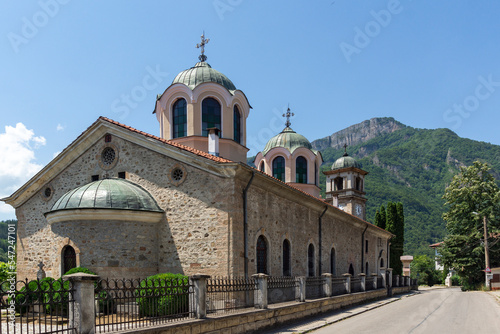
[100,117,233,164]
[331,153,361,171]
[172,61,236,92]
[49,178,163,213]
[262,127,316,156]
[429,242,444,248]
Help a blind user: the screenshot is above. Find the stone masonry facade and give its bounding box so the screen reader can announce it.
[12,119,391,281]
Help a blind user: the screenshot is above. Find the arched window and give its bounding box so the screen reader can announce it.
[283,239,291,276]
[356,177,363,191]
[380,258,384,268]
[272,156,285,181]
[348,263,354,276]
[259,161,265,173]
[233,105,241,144]
[296,156,308,184]
[308,244,315,277]
[330,248,336,275]
[172,98,187,138]
[256,236,268,274]
[334,177,343,191]
[63,246,76,274]
[202,98,221,137]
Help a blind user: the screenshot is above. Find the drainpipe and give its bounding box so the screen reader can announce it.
[361,225,368,273]
[387,238,391,271]
[319,206,328,275]
[243,171,255,278]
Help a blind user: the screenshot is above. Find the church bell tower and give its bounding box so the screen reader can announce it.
[324,145,368,220]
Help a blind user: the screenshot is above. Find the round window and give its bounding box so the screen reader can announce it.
[169,164,187,186]
[101,147,116,166]
[171,168,184,181]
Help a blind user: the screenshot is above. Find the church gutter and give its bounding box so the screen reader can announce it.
[318,206,328,275]
[361,225,368,273]
[243,171,255,278]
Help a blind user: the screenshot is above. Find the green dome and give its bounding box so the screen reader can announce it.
[172,61,236,92]
[331,154,361,170]
[262,127,314,156]
[50,178,163,213]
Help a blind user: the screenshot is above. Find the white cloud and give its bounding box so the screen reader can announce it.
[56,124,64,131]
[0,123,46,217]
[53,151,61,158]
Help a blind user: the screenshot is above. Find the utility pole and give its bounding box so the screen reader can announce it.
[483,215,491,289]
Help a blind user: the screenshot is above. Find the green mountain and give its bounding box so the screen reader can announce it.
[314,117,500,257]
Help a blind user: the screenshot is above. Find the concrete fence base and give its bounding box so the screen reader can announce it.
[125,286,412,334]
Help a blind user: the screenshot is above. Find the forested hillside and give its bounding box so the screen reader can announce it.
[0,220,17,263]
[316,118,500,256]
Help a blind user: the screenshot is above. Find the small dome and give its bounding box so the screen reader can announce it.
[172,62,236,92]
[331,153,361,170]
[50,178,163,213]
[262,127,314,156]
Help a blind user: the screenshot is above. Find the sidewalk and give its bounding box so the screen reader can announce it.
[262,290,420,334]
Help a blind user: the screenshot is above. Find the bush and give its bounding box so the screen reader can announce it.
[10,277,70,315]
[63,266,97,276]
[136,273,189,317]
[451,275,460,286]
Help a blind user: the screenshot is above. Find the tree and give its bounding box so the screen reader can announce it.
[375,205,386,229]
[441,161,500,289]
[386,202,404,275]
[410,255,440,286]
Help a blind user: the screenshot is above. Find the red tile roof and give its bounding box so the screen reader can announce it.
[96,117,389,235]
[99,117,233,163]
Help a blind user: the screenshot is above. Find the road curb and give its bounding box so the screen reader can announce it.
[298,291,420,334]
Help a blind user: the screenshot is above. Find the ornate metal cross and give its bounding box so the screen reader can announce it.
[283,106,294,128]
[343,143,348,155]
[196,32,210,62]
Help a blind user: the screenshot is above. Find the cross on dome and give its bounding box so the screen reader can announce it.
[343,143,348,156]
[283,105,295,128]
[196,32,210,62]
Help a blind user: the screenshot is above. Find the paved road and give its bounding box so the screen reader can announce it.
[311,288,500,334]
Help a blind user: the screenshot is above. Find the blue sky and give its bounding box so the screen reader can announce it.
[1,1,500,220]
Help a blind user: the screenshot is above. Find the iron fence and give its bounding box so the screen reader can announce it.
[206,277,256,314]
[305,277,324,299]
[267,276,298,304]
[94,277,192,333]
[0,278,75,334]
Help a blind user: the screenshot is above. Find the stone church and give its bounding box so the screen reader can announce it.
[3,37,392,280]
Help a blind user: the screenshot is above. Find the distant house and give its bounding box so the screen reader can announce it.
[429,242,444,271]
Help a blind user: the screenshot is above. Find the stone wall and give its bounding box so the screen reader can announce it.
[14,126,391,281]
[15,133,233,280]
[230,170,391,278]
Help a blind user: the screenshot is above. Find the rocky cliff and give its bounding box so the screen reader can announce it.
[311,117,406,151]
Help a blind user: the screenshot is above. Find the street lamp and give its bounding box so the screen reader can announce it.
[472,212,491,289]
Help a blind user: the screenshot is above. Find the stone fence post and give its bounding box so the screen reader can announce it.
[380,268,386,288]
[63,273,99,334]
[395,275,399,287]
[190,274,210,319]
[343,273,351,294]
[371,273,378,290]
[387,268,393,297]
[359,273,366,292]
[296,276,306,302]
[322,273,333,297]
[252,274,269,309]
